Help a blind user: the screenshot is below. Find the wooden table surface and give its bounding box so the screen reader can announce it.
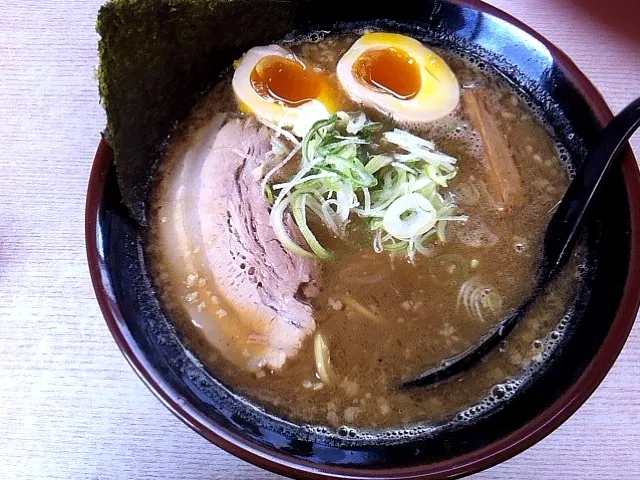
[1,1,639,478]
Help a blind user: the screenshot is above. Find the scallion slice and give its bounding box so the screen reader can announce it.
[267,111,466,261]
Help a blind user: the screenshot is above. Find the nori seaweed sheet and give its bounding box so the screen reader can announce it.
[96,0,298,225]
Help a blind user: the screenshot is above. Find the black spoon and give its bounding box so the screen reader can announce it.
[401,96,640,389]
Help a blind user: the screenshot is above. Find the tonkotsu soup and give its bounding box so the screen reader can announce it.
[148,32,584,431]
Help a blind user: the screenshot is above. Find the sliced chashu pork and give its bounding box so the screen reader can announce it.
[154,115,320,372]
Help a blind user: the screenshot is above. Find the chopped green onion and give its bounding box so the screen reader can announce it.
[391,161,418,174]
[271,172,337,191]
[260,138,302,195]
[291,193,333,260]
[457,277,503,322]
[302,115,339,164]
[365,154,393,174]
[267,111,466,261]
[384,129,436,150]
[427,164,454,187]
[323,156,377,187]
[264,183,274,205]
[269,197,315,259]
[382,193,437,240]
[346,112,367,134]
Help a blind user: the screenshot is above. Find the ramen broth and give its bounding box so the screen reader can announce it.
[149,34,579,430]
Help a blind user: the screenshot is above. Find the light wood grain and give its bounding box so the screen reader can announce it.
[0,1,639,479]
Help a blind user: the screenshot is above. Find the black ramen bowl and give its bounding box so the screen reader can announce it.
[86,0,640,478]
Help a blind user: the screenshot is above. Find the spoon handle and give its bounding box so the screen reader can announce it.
[539,96,640,283]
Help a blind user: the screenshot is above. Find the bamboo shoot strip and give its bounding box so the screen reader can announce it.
[464,89,525,210]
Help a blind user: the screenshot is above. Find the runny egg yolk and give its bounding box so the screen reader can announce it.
[250,55,325,107]
[352,47,421,100]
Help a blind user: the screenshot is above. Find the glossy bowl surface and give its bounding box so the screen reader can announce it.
[87,1,640,478]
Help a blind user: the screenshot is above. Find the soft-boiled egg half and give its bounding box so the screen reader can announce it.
[337,33,460,123]
[233,45,338,137]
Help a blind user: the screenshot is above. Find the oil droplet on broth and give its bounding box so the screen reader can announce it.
[353,47,421,100]
[250,55,325,107]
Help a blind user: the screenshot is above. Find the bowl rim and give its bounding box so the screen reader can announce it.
[86,0,640,478]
